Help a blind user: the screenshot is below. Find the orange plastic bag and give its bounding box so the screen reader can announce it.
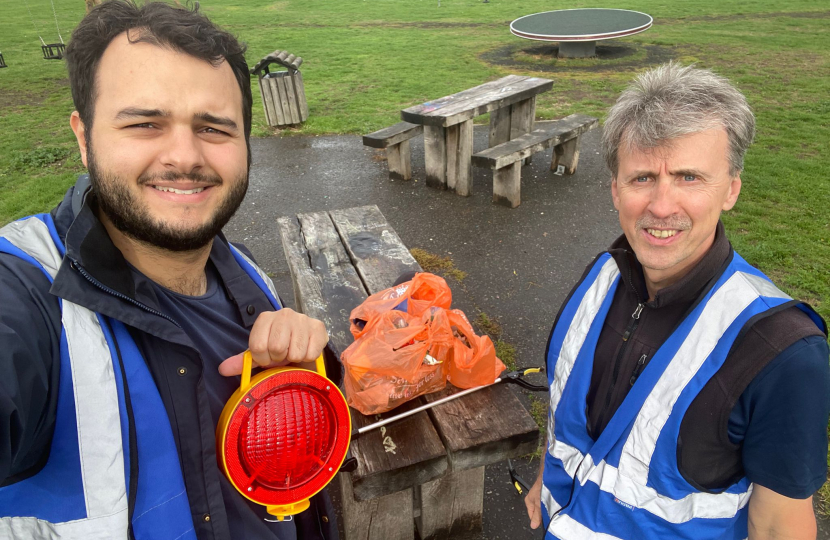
[342,309,452,415]
[446,310,506,388]
[350,273,452,340]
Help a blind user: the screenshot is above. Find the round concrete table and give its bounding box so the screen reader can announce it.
[510,8,652,58]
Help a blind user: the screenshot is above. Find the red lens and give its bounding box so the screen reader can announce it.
[239,386,334,488]
[223,370,350,506]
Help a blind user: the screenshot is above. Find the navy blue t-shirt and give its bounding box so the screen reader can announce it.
[147,263,298,540]
[728,335,830,498]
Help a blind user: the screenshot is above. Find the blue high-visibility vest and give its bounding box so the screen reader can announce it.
[0,213,281,539]
[541,252,824,540]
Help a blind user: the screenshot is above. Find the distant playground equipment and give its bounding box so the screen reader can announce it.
[510,8,652,58]
[250,50,309,127]
[23,0,66,60]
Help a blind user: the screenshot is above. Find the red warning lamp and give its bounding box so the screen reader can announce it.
[217,352,351,519]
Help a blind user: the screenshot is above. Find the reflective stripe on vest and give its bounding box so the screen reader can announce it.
[541,251,820,540]
[0,215,194,540]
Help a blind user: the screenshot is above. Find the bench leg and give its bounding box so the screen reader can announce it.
[340,472,415,540]
[551,135,582,174]
[424,125,448,189]
[446,119,473,196]
[511,97,536,166]
[386,139,412,181]
[492,162,521,208]
[415,467,485,540]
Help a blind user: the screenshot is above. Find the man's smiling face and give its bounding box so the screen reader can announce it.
[73,31,248,251]
[611,128,742,293]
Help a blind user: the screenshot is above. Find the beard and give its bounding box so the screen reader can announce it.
[86,142,248,252]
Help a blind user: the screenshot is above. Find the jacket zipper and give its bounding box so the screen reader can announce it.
[629,354,648,386]
[594,302,644,434]
[70,258,181,328]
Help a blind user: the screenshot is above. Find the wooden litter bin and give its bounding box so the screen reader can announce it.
[250,50,309,127]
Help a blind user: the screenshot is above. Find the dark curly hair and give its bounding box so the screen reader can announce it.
[65,1,252,163]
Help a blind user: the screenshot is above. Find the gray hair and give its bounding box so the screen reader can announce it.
[601,62,755,177]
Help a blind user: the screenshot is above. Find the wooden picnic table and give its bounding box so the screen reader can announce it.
[277,205,539,540]
[401,75,553,197]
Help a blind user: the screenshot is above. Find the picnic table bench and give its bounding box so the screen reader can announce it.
[401,75,553,197]
[277,205,539,540]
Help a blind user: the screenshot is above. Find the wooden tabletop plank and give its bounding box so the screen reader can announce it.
[348,401,449,501]
[401,75,553,127]
[423,384,539,472]
[403,75,526,119]
[330,205,421,293]
[276,213,365,365]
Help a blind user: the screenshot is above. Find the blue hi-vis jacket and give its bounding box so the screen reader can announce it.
[0,213,281,539]
[541,251,825,540]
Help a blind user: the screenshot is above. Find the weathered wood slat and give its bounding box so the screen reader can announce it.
[492,161,521,208]
[292,70,310,122]
[340,474,414,540]
[291,56,303,70]
[510,97,535,141]
[386,139,412,181]
[284,53,296,67]
[268,77,285,126]
[552,135,581,174]
[276,213,365,376]
[402,75,552,127]
[472,114,598,170]
[446,119,473,196]
[404,75,525,122]
[424,125,447,189]
[415,467,485,540]
[284,74,301,124]
[329,205,421,297]
[423,384,539,471]
[510,97,537,166]
[259,76,276,126]
[489,106,511,148]
[363,122,423,149]
[348,400,448,500]
[276,75,293,124]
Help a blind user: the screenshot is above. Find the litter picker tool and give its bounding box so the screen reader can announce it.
[351,367,547,438]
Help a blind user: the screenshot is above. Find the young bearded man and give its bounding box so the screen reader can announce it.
[524,63,829,540]
[0,2,335,539]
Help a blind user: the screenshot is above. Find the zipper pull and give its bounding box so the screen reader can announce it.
[622,303,644,341]
[629,354,648,386]
[632,303,644,320]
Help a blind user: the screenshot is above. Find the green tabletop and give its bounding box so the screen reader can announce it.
[510,9,652,42]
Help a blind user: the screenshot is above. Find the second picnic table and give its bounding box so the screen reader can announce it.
[401,74,553,196]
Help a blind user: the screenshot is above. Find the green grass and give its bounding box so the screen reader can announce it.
[1,0,829,499]
[2,2,828,324]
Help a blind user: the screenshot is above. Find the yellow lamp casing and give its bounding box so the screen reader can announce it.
[216,352,351,521]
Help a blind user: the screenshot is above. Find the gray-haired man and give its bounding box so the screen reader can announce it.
[526,63,829,540]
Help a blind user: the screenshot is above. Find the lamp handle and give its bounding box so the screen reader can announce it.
[239,350,326,393]
[241,350,254,391]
